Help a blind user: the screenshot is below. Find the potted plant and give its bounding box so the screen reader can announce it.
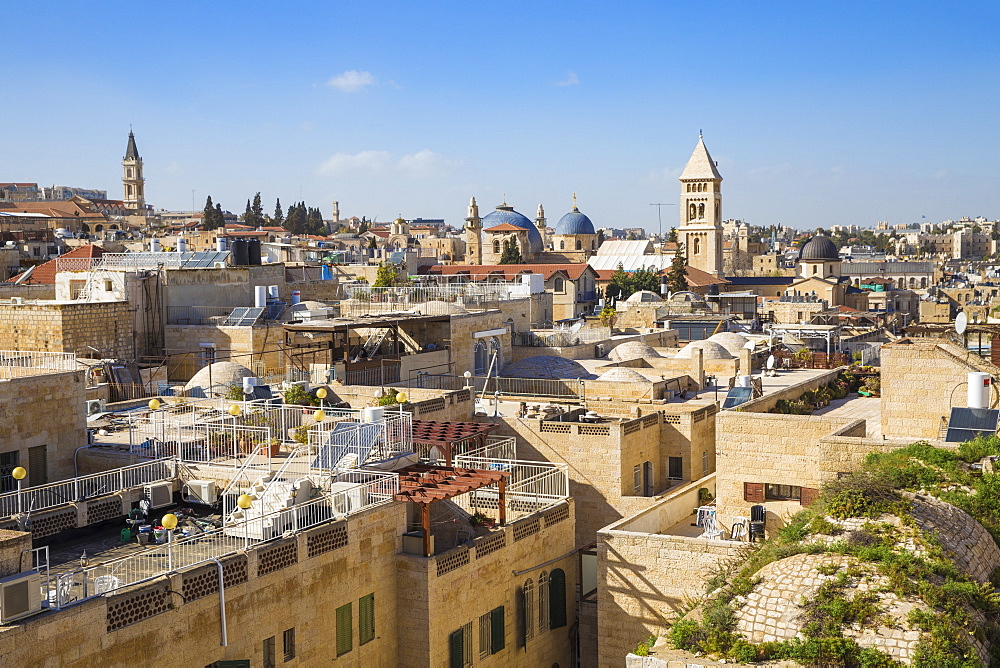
[469,511,496,528]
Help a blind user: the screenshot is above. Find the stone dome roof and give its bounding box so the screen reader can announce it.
[674,340,733,360]
[554,208,595,236]
[183,361,255,396]
[707,331,749,356]
[500,356,593,380]
[419,300,468,316]
[625,290,663,304]
[597,367,650,383]
[483,205,543,254]
[608,341,661,362]
[290,300,327,312]
[799,235,839,261]
[668,291,706,305]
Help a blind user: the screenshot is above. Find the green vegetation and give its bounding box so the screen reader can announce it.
[499,236,523,264]
[667,437,1000,667]
[372,261,403,288]
[605,262,661,302]
[377,388,401,406]
[633,635,657,657]
[282,384,319,407]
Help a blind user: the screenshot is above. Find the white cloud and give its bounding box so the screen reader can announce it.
[317,149,460,179]
[646,166,682,187]
[326,70,376,92]
[554,70,580,87]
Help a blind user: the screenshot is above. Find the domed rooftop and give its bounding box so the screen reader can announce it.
[597,367,651,383]
[674,340,733,360]
[419,300,468,316]
[799,235,839,261]
[608,341,661,362]
[707,331,750,356]
[554,208,595,236]
[500,356,593,380]
[668,291,706,305]
[290,300,327,312]
[183,361,255,397]
[625,290,663,304]
[483,204,543,254]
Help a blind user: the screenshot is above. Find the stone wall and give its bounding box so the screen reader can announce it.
[450,310,510,378]
[881,338,999,439]
[733,367,843,414]
[0,301,134,358]
[0,284,55,300]
[164,324,284,382]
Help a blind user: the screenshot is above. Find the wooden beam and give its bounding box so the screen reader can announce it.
[498,478,507,526]
[421,503,431,557]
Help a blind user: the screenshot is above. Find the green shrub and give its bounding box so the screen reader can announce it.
[283,384,319,407]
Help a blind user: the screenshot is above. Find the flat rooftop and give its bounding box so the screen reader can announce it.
[813,393,882,437]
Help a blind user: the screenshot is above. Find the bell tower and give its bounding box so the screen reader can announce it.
[465,196,482,265]
[122,130,145,213]
[678,133,723,277]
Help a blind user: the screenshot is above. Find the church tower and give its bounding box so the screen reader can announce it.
[122,130,145,213]
[535,203,547,247]
[678,133,723,277]
[465,196,482,265]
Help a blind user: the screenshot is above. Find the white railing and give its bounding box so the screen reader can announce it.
[450,456,569,522]
[48,472,398,607]
[339,282,527,317]
[129,418,272,467]
[0,350,76,379]
[0,459,176,518]
[454,436,517,460]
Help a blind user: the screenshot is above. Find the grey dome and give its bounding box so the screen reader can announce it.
[483,205,543,254]
[608,341,661,362]
[707,331,749,356]
[597,367,650,383]
[625,290,663,304]
[183,361,255,396]
[554,208,595,236]
[500,356,593,380]
[674,340,733,360]
[799,235,839,261]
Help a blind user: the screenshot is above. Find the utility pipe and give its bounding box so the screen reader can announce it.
[211,558,228,646]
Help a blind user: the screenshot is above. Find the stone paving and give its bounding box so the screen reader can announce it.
[812,393,882,437]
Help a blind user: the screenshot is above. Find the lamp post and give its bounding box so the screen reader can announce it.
[463,370,472,390]
[161,512,178,571]
[148,399,162,456]
[316,387,327,411]
[236,494,253,550]
[12,467,26,514]
[228,404,241,464]
[395,392,408,417]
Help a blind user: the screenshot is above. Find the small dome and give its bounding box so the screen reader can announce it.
[419,300,468,316]
[625,290,663,304]
[290,300,327,312]
[554,208,595,236]
[674,340,733,360]
[668,291,706,305]
[608,341,661,362]
[500,356,593,380]
[183,361,255,396]
[707,331,749,356]
[799,235,839,261]
[597,367,651,383]
[483,205,543,254]
[395,217,406,224]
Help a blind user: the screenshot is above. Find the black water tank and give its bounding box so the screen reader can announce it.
[247,238,262,265]
[231,238,249,266]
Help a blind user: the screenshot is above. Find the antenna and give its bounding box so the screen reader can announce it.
[649,203,676,241]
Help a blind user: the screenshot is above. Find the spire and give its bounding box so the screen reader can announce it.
[572,192,578,211]
[679,134,721,181]
[124,130,140,160]
[537,203,544,218]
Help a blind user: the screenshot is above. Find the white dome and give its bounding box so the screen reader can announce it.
[608,341,661,362]
[674,340,733,360]
[183,361,255,396]
[420,300,468,316]
[597,367,651,383]
[625,290,663,304]
[707,331,749,356]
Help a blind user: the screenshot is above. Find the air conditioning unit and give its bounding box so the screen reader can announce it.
[595,343,606,358]
[329,481,369,515]
[85,399,106,416]
[182,480,218,505]
[213,262,226,268]
[0,571,44,623]
[144,482,174,509]
[10,297,23,305]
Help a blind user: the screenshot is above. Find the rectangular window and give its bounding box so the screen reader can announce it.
[27,445,47,487]
[478,605,505,658]
[702,451,709,477]
[667,456,683,481]
[263,636,276,668]
[282,628,295,662]
[765,484,801,501]
[336,603,352,656]
[359,593,375,645]
[449,622,473,668]
[743,482,765,503]
[633,465,641,495]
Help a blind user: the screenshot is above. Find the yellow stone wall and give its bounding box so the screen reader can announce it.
[0,301,134,358]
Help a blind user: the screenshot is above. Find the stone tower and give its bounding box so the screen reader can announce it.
[678,134,723,277]
[465,196,482,265]
[535,203,547,247]
[122,130,145,212]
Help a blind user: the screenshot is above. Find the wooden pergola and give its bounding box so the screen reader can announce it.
[410,420,498,467]
[394,464,510,557]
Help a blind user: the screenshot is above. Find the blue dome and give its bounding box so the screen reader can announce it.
[482,205,543,254]
[554,208,595,235]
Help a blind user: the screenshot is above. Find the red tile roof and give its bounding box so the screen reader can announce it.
[423,263,595,280]
[11,244,105,284]
[483,223,526,232]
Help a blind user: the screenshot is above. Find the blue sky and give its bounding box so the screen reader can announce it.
[3,1,999,232]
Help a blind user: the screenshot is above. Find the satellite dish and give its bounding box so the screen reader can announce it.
[743,341,755,350]
[956,311,968,335]
[766,355,776,370]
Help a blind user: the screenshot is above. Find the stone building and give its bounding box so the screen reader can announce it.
[677,134,724,278]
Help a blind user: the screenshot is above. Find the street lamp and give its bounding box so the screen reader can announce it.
[11,467,26,514]
[236,494,253,549]
[316,387,327,410]
[395,392,408,416]
[161,513,178,570]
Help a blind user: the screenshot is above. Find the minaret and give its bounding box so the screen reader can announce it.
[678,133,723,277]
[465,196,482,265]
[122,130,145,212]
[332,201,340,224]
[535,203,547,247]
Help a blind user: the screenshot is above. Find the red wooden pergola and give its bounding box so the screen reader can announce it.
[394,464,510,557]
[410,420,498,467]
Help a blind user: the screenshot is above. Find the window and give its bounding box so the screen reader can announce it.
[559,240,565,250]
[575,239,582,250]
[698,203,705,219]
[493,239,501,255]
[520,579,535,645]
[633,465,641,495]
[282,628,295,661]
[643,461,653,496]
[0,451,18,493]
[538,571,549,634]
[359,593,375,645]
[765,484,801,501]
[478,606,505,659]
[199,343,216,369]
[702,451,709,477]
[488,337,502,372]
[474,341,487,375]
[263,636,276,668]
[549,569,567,629]
[692,237,701,255]
[554,277,565,293]
[33,247,40,257]
[104,280,113,292]
[336,602,352,656]
[27,445,47,487]
[667,456,683,481]
[449,622,473,668]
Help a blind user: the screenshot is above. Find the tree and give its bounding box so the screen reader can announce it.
[499,237,523,264]
[372,261,401,288]
[251,193,264,226]
[284,202,307,234]
[665,247,689,294]
[272,198,283,226]
[215,203,224,229]
[242,198,253,224]
[667,227,678,243]
[203,195,223,231]
[368,236,377,250]
[306,206,325,235]
[606,263,630,303]
[596,228,605,249]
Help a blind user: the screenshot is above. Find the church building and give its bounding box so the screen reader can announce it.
[465,196,599,264]
[677,134,724,278]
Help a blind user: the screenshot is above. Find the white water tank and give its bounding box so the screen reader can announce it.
[176,237,187,253]
[737,375,752,388]
[268,285,279,300]
[254,285,267,308]
[216,237,226,252]
[291,290,301,305]
[150,238,161,252]
[968,372,992,409]
[363,406,384,423]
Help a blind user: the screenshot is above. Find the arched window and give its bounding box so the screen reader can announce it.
[692,237,701,255]
[559,240,565,250]
[522,578,535,644]
[591,240,595,250]
[921,277,928,289]
[493,239,501,255]
[909,277,916,289]
[698,203,705,219]
[489,337,502,370]
[575,239,582,250]
[474,341,487,375]
[538,571,550,634]
[689,203,696,221]
[548,568,567,629]
[554,277,565,293]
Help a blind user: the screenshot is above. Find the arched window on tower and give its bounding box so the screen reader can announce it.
[559,240,564,250]
[689,204,697,221]
[575,239,582,250]
[493,239,501,255]
[693,237,701,255]
[698,203,705,219]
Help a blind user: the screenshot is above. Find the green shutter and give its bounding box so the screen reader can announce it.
[448,628,464,668]
[359,593,375,645]
[335,603,352,656]
[490,606,505,653]
[549,569,567,629]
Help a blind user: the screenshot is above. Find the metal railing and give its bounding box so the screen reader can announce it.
[49,472,398,607]
[0,350,76,379]
[512,327,610,348]
[450,456,569,522]
[0,459,175,519]
[453,436,517,461]
[412,374,584,399]
[338,283,531,317]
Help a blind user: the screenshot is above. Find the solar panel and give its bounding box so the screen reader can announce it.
[249,385,273,401]
[223,306,265,326]
[945,407,1000,442]
[223,307,250,326]
[265,302,287,320]
[722,387,753,409]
